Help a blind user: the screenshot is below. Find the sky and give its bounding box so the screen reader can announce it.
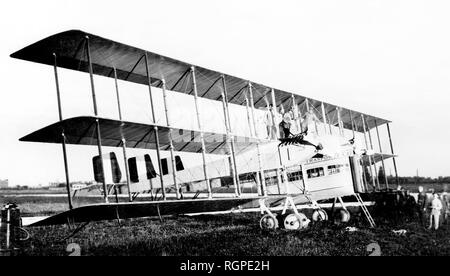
[1,0,449,186]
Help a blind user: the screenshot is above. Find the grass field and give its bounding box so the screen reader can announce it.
[15,214,450,256]
[1,192,450,256]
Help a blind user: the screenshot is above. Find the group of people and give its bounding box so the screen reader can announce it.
[416,186,449,230]
[264,104,321,140]
[375,187,449,230]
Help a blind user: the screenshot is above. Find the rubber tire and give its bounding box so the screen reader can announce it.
[283,213,302,230]
[281,212,310,230]
[260,214,279,230]
[312,209,329,222]
[336,209,351,223]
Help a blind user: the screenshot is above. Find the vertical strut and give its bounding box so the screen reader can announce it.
[220,80,238,196]
[298,99,303,133]
[321,102,328,134]
[244,89,253,137]
[161,79,180,199]
[222,75,241,196]
[386,123,399,186]
[365,120,380,189]
[361,114,376,190]
[375,120,389,189]
[191,66,212,198]
[53,53,73,210]
[249,82,267,196]
[337,107,343,136]
[144,52,166,200]
[291,94,300,133]
[113,68,132,202]
[349,110,367,191]
[221,94,238,195]
[85,36,108,203]
[244,89,256,191]
[270,88,279,139]
[270,88,282,192]
[349,110,356,138]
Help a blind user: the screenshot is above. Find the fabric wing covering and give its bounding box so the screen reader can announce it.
[27,195,302,227]
[19,116,261,155]
[27,198,261,226]
[11,30,390,132]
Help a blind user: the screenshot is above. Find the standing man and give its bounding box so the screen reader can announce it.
[290,105,300,134]
[280,109,292,138]
[265,104,276,140]
[405,190,416,221]
[300,110,320,136]
[416,186,427,226]
[428,193,443,230]
[441,194,448,225]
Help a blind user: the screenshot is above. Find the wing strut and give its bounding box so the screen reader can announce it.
[361,114,377,191]
[113,67,133,202]
[191,66,212,198]
[387,123,399,186]
[375,120,389,189]
[53,53,73,210]
[86,35,109,203]
[144,52,166,200]
[249,82,267,196]
[221,74,240,197]
[161,78,181,199]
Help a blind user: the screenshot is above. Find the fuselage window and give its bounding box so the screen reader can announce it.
[175,156,184,171]
[307,167,324,179]
[328,164,347,175]
[265,176,279,186]
[328,165,339,175]
[239,173,257,184]
[288,171,303,182]
[161,158,169,175]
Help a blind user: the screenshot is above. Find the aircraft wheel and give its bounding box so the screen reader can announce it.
[260,214,279,230]
[282,212,310,230]
[336,209,351,223]
[312,209,329,222]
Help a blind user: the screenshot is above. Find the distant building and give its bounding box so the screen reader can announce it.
[49,181,94,190]
[0,179,9,189]
[49,181,63,188]
[72,183,88,190]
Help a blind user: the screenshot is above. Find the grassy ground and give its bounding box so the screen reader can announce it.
[2,193,449,256]
[11,213,450,256]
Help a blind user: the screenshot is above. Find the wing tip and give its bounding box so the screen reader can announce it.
[10,29,87,60]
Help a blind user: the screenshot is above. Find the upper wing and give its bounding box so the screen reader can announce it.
[19,116,265,155]
[11,30,390,132]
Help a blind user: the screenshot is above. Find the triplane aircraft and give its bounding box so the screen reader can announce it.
[7,30,400,232]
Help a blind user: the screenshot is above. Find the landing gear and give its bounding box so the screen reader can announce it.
[259,197,310,230]
[281,212,310,230]
[259,214,279,230]
[336,209,351,223]
[312,209,328,222]
[306,195,328,222]
[332,197,351,224]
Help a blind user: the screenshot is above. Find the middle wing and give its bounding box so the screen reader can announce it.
[19,116,266,155]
